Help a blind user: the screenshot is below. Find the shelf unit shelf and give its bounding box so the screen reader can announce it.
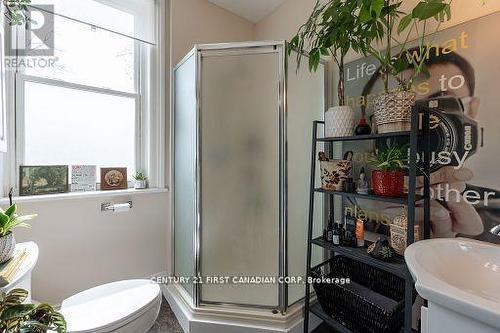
[304,106,432,333]
[311,237,409,278]
[316,131,413,142]
[310,303,353,333]
[314,188,424,205]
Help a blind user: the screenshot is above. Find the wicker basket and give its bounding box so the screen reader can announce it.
[390,214,420,256]
[373,91,415,133]
[312,256,409,333]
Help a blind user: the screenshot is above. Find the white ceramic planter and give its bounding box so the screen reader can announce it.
[135,180,148,190]
[325,106,355,137]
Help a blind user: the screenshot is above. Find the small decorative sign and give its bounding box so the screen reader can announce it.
[19,166,69,196]
[100,168,128,191]
[71,165,96,192]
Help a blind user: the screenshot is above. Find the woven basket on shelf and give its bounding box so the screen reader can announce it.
[319,159,352,191]
[373,91,415,133]
[390,214,420,256]
[312,256,410,333]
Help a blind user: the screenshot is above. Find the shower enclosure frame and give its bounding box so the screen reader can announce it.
[171,41,329,314]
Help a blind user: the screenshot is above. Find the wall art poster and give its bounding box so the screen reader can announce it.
[344,13,499,244]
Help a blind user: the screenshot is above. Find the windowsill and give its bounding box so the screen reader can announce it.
[0,187,169,205]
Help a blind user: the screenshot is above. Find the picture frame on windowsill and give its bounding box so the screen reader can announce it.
[100,168,128,191]
[19,165,69,196]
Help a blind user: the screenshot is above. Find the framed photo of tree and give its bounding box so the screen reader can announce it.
[19,166,69,196]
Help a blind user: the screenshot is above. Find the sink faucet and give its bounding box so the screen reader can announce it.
[491,225,500,236]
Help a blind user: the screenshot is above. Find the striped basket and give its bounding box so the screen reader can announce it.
[373,91,415,133]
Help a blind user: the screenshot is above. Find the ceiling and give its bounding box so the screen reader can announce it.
[208,0,287,23]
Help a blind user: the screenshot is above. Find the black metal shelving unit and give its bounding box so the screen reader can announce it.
[303,104,431,333]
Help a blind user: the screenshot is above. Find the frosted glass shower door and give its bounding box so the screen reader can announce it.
[200,50,280,306]
[173,54,197,297]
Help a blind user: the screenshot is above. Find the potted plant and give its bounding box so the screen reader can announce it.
[2,0,31,25]
[0,288,66,332]
[359,0,452,133]
[133,172,148,189]
[0,204,35,264]
[370,144,407,197]
[288,0,376,137]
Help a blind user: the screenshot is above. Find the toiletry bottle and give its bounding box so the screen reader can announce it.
[326,214,334,243]
[356,219,365,247]
[332,222,341,245]
[343,213,356,246]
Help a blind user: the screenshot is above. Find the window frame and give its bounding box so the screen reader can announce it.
[3,0,166,196]
[14,73,143,185]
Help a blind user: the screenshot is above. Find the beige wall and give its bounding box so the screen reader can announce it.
[254,0,316,42]
[254,0,500,104]
[255,0,500,47]
[170,0,255,65]
[14,192,169,305]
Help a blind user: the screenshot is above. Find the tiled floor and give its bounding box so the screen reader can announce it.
[151,299,329,333]
[149,299,183,333]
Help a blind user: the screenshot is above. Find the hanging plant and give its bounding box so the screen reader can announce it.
[3,0,31,25]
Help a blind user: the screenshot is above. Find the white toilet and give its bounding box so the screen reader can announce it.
[61,279,162,333]
[2,242,162,333]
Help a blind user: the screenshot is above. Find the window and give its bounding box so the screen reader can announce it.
[6,0,165,193]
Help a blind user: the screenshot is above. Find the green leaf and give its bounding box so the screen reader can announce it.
[370,0,384,17]
[412,2,447,20]
[358,5,371,22]
[5,205,17,218]
[308,48,320,72]
[398,14,413,33]
[0,212,9,227]
[1,304,37,320]
[4,289,29,307]
[444,3,451,20]
[392,55,410,74]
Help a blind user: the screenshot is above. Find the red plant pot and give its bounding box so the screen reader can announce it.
[371,170,405,197]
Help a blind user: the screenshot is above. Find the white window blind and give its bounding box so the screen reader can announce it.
[30,0,156,44]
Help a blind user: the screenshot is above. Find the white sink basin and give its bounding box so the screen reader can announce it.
[405,238,500,331]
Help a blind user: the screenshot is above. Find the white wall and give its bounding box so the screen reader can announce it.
[13,191,169,305]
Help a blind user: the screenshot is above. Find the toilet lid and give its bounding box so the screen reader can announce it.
[61,279,160,333]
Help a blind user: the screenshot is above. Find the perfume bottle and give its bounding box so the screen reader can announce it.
[355,117,372,136]
[343,212,357,247]
[332,222,341,245]
[326,213,334,242]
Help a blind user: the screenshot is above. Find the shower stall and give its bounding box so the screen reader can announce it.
[172,41,327,318]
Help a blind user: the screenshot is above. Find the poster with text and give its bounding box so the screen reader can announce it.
[344,12,499,244]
